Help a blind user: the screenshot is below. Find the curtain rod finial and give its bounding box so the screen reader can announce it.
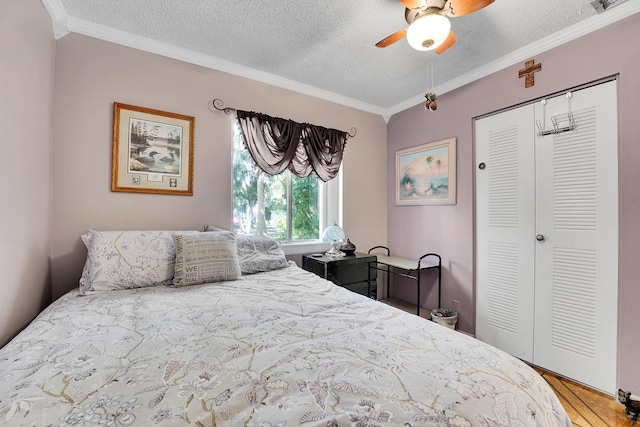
[348,127,357,138]
[210,98,236,115]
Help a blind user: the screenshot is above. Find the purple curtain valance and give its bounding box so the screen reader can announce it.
[236,110,348,182]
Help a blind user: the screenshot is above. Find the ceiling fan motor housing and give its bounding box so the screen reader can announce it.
[376,0,493,53]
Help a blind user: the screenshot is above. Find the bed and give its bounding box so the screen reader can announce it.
[0,230,571,426]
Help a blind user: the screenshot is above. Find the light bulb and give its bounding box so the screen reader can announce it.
[406,14,451,51]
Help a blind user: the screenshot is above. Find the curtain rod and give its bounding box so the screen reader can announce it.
[209,98,357,138]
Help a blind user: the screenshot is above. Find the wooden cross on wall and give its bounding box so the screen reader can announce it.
[519,59,542,88]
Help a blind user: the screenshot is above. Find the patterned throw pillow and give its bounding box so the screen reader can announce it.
[79,230,182,294]
[236,235,289,274]
[172,231,241,286]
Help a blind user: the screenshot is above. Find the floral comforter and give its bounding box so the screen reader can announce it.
[0,264,571,426]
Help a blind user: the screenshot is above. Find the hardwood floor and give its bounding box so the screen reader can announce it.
[532,367,636,426]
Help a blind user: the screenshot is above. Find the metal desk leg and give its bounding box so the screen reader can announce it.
[386,265,390,300]
[437,263,442,309]
[416,270,420,315]
[367,260,372,298]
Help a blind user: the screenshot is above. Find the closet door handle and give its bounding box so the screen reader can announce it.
[536,234,545,242]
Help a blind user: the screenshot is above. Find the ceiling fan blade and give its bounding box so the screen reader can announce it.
[434,29,457,54]
[375,30,408,48]
[448,0,494,16]
[399,0,427,9]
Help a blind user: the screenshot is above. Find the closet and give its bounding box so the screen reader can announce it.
[475,80,618,393]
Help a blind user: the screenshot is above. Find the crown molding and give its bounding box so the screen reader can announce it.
[41,0,65,20]
[41,0,69,38]
[42,0,640,119]
[384,0,640,117]
[59,15,387,117]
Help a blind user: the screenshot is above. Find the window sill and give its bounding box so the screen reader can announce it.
[282,241,331,256]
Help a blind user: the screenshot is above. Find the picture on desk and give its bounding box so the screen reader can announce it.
[396,137,456,206]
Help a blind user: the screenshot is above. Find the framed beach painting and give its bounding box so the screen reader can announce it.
[396,137,456,206]
[111,102,195,195]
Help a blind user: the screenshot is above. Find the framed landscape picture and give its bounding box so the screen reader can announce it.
[111,102,195,195]
[396,137,456,206]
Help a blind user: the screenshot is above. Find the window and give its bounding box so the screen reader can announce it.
[232,121,340,242]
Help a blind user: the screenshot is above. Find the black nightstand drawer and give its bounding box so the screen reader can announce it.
[342,282,377,300]
[326,262,372,286]
[302,252,377,298]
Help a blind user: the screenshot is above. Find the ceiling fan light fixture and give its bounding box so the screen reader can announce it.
[590,0,628,13]
[406,14,451,51]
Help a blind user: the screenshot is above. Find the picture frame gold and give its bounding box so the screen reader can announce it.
[111,102,194,195]
[396,137,456,206]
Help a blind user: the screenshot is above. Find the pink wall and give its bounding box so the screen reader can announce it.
[4,0,636,394]
[388,14,640,393]
[51,34,388,300]
[0,0,55,346]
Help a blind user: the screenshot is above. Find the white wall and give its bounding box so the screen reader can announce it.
[0,0,55,346]
[51,34,388,299]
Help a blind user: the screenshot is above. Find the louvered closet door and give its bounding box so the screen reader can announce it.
[475,105,536,362]
[533,80,618,393]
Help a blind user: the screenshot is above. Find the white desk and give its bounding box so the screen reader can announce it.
[369,247,442,316]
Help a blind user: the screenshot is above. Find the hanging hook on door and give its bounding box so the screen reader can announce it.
[536,92,576,137]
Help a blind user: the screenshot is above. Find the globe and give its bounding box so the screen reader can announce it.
[322,223,345,243]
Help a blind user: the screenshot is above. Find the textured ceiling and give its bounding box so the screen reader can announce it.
[47,0,637,116]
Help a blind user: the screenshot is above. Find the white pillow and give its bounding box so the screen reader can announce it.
[236,235,288,274]
[79,230,185,294]
[172,231,241,286]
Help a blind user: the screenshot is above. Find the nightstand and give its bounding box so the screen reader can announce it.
[302,252,377,299]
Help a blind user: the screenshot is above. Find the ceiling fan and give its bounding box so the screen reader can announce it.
[376,0,494,54]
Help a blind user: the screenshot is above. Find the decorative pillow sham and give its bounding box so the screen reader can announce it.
[172,231,241,286]
[236,235,289,274]
[204,226,289,275]
[79,230,185,294]
[204,225,228,232]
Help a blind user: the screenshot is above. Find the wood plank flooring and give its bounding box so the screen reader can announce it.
[533,367,636,426]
